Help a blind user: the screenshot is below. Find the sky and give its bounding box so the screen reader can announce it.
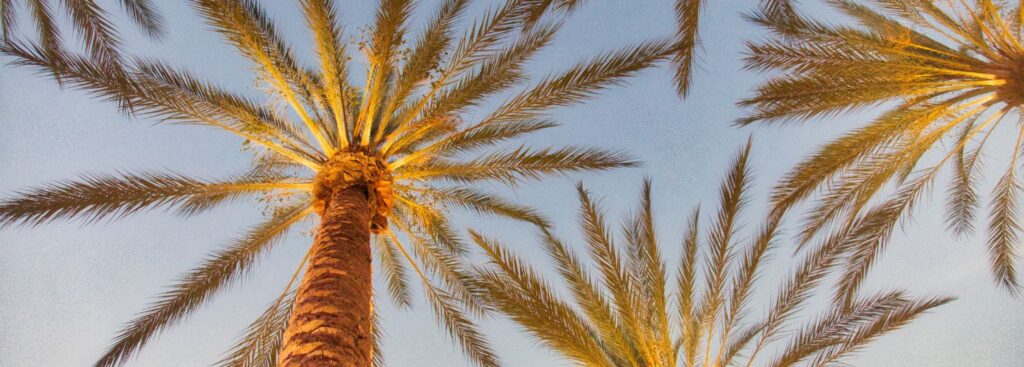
[1,0,1022,366]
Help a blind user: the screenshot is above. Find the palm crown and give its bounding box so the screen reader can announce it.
[472,141,951,367]
[742,0,1024,295]
[0,0,678,365]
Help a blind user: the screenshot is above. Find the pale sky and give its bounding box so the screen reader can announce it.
[1,1,1022,366]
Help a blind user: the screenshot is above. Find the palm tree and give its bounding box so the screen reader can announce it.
[741,0,1024,297]
[472,141,952,367]
[0,0,680,366]
[670,0,794,96]
[0,0,164,65]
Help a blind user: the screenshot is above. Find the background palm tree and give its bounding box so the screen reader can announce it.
[0,0,164,65]
[472,141,952,367]
[0,0,680,365]
[741,0,1024,297]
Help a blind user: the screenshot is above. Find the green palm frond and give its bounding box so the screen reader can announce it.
[474,142,950,367]
[743,0,1024,292]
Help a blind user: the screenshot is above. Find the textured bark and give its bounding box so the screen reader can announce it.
[279,185,373,367]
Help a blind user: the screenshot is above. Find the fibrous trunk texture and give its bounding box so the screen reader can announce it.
[279,185,373,367]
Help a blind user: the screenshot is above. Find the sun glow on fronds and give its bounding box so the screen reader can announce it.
[0,0,681,366]
[744,0,1024,293]
[472,143,952,367]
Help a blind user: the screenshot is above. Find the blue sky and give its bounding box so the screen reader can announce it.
[1,0,1022,366]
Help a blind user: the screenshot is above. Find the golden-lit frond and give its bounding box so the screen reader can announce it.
[471,230,614,367]
[193,0,334,154]
[300,0,350,147]
[218,243,311,367]
[1,0,14,42]
[0,171,309,227]
[376,234,414,308]
[96,203,313,367]
[396,146,635,186]
[62,0,124,66]
[986,124,1024,291]
[672,0,703,97]
[2,0,163,67]
[483,39,675,124]
[473,143,950,367]
[671,0,795,97]
[678,206,701,367]
[2,0,682,365]
[743,0,1024,293]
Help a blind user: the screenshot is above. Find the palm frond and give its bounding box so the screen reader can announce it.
[1,43,324,168]
[193,0,333,153]
[472,152,950,367]
[807,295,954,366]
[471,230,612,367]
[538,228,636,364]
[0,171,309,227]
[945,116,984,237]
[395,146,636,185]
[742,0,1024,293]
[61,0,123,66]
[483,39,675,124]
[382,0,469,135]
[357,0,414,145]
[401,186,549,226]
[986,126,1024,291]
[1,0,14,42]
[695,141,752,365]
[26,0,62,56]
[385,229,499,367]
[299,0,350,147]
[376,234,413,308]
[118,0,166,39]
[95,203,312,367]
[672,0,703,97]
[216,289,294,367]
[768,291,909,367]
[623,179,670,359]
[678,206,701,367]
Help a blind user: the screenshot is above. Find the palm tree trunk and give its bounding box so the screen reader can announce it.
[279,185,373,367]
